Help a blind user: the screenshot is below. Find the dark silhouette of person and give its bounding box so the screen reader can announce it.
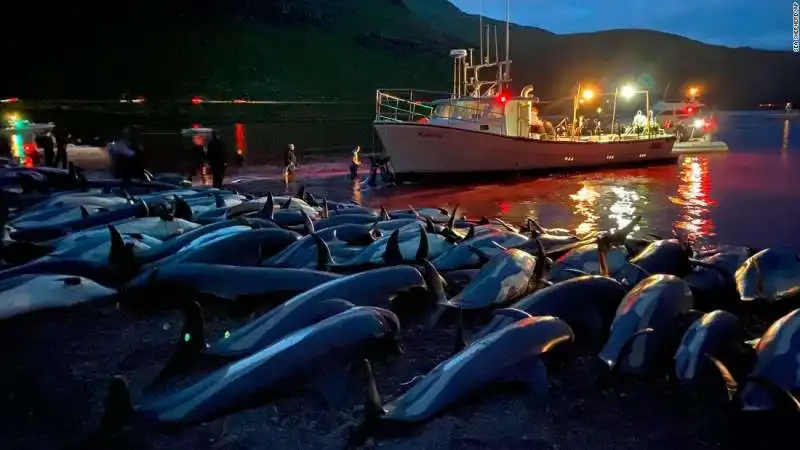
[206,131,227,188]
[128,127,149,180]
[283,143,297,186]
[36,132,55,166]
[0,137,11,159]
[109,126,136,182]
[52,115,69,169]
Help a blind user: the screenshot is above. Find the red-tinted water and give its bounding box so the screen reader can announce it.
[363,113,800,252]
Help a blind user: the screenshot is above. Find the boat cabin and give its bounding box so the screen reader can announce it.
[428,95,540,138]
[652,100,707,125]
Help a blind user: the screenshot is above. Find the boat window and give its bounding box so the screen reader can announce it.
[451,101,484,120]
[433,104,452,119]
[489,103,504,118]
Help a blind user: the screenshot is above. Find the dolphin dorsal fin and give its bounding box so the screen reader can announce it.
[493,308,533,323]
[173,196,193,220]
[262,192,275,221]
[425,216,437,233]
[421,259,448,305]
[108,226,125,265]
[301,210,314,235]
[311,233,333,271]
[379,206,390,221]
[80,206,90,220]
[384,229,403,265]
[321,197,329,219]
[415,224,429,261]
[464,224,475,241]
[281,197,292,209]
[361,359,386,420]
[99,375,133,433]
[296,185,306,200]
[448,203,460,230]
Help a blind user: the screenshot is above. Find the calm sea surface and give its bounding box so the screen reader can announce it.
[363,112,800,252]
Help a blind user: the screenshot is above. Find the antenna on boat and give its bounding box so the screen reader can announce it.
[479,0,484,65]
[504,0,511,91]
[494,26,499,63]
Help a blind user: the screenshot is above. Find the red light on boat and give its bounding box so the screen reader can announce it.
[191,97,203,105]
[687,107,694,113]
[2,98,19,103]
[23,143,35,155]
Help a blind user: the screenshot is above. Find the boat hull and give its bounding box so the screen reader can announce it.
[375,122,677,179]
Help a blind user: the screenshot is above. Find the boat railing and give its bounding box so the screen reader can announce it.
[375,89,450,123]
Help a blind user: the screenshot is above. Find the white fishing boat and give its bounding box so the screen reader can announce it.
[373,2,676,181]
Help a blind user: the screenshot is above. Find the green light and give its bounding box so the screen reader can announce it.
[184,333,191,342]
[224,330,231,339]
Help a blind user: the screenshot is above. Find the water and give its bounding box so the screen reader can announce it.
[364,112,800,252]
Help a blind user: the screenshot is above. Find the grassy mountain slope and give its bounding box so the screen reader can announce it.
[3,0,798,109]
[4,0,457,100]
[404,0,800,109]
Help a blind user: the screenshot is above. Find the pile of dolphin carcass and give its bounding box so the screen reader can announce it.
[1,166,799,446]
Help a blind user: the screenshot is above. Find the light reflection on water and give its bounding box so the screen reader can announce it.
[357,112,800,251]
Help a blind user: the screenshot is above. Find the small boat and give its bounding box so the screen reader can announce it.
[372,6,676,182]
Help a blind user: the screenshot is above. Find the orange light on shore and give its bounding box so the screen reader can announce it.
[582,89,595,100]
[688,87,699,97]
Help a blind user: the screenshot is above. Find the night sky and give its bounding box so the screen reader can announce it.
[449,0,787,50]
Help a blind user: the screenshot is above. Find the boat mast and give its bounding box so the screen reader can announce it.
[451,0,513,99]
[479,0,484,64]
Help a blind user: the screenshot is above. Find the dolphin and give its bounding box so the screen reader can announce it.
[350,315,574,442]
[598,274,697,376]
[0,274,118,321]
[95,306,403,435]
[673,310,753,386]
[475,275,628,342]
[122,263,341,311]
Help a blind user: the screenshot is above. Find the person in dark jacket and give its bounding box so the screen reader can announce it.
[109,126,136,182]
[206,131,227,188]
[36,132,55,166]
[52,120,69,168]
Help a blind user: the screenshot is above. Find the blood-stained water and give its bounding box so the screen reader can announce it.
[363,112,800,252]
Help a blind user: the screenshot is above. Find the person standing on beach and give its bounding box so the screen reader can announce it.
[283,143,298,188]
[52,119,69,169]
[206,131,228,188]
[349,144,361,180]
[109,126,136,182]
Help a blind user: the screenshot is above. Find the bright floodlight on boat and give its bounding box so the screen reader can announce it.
[621,85,637,99]
[688,87,699,97]
[582,89,595,100]
[449,49,468,58]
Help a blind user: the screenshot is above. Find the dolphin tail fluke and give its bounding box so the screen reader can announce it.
[344,359,386,449]
[98,375,133,434]
[151,301,208,385]
[173,196,193,220]
[383,230,402,265]
[463,224,475,241]
[312,233,334,271]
